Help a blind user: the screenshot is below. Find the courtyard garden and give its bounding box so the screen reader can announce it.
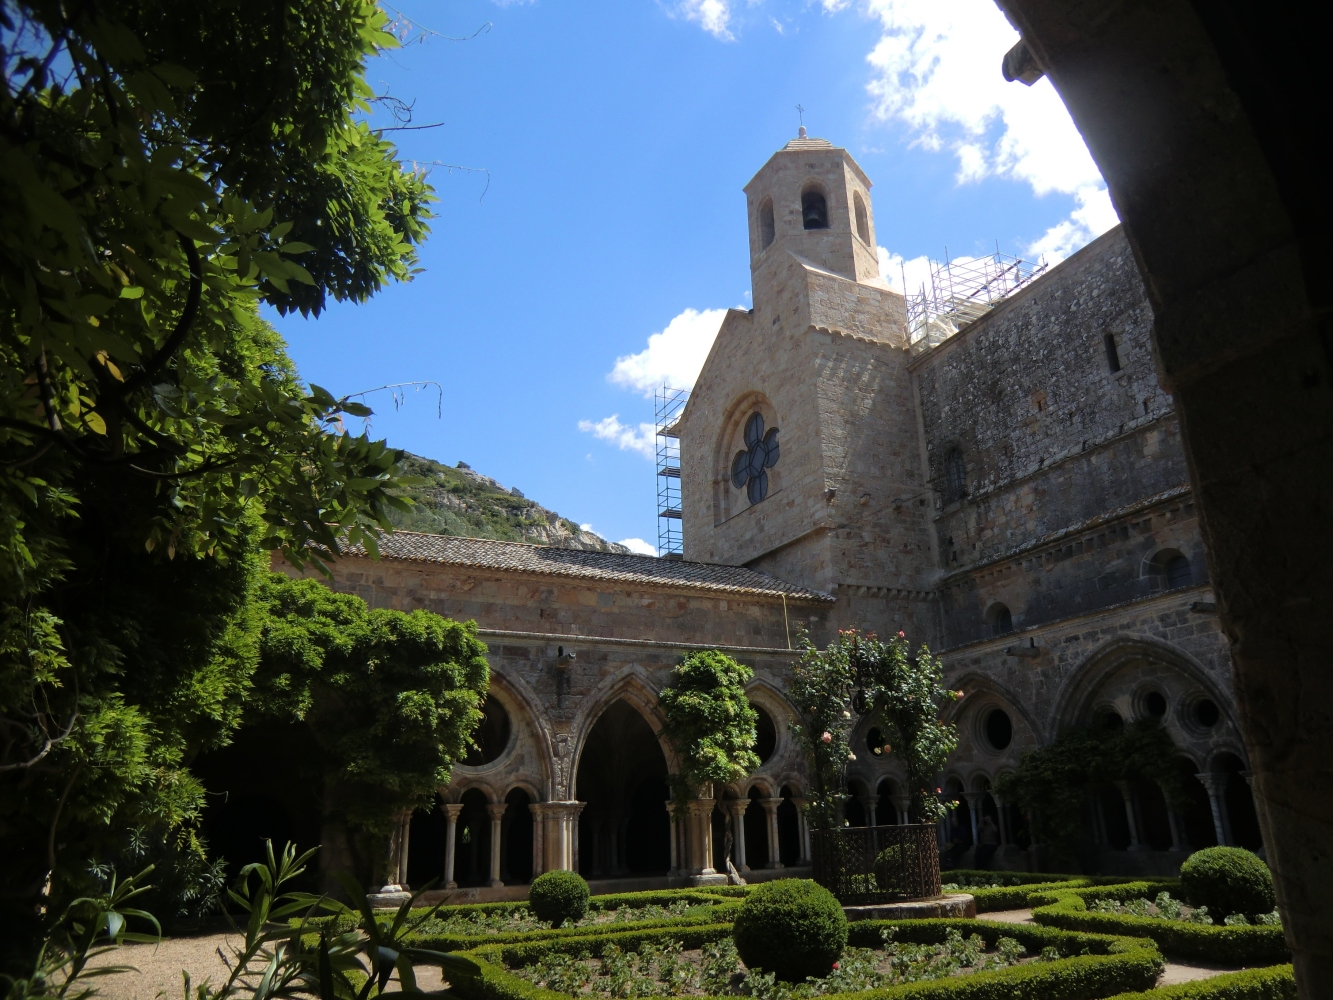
[13,841,1294,1000]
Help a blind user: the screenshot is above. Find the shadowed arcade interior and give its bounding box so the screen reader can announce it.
[576,700,671,877]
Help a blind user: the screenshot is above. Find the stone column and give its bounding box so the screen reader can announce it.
[761,798,785,869]
[991,795,1011,845]
[1196,773,1232,846]
[535,801,585,872]
[1114,780,1143,850]
[893,795,911,826]
[443,803,464,889]
[791,797,811,864]
[726,799,750,871]
[963,792,985,846]
[1092,795,1109,846]
[487,803,506,887]
[1167,807,1188,853]
[530,802,545,878]
[665,802,679,875]
[861,796,880,828]
[685,798,716,875]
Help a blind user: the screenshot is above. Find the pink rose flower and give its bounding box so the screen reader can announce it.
[821,731,833,743]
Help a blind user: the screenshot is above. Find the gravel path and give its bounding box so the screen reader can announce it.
[977,910,1257,989]
[85,933,446,999]
[977,908,1034,924]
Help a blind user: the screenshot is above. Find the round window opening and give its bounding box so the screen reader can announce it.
[985,709,1013,751]
[731,413,780,505]
[1097,710,1124,731]
[1194,698,1221,728]
[753,704,777,764]
[1144,691,1168,718]
[463,697,511,766]
[866,726,891,757]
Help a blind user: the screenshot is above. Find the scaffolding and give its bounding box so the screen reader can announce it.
[904,248,1048,354]
[655,385,689,558]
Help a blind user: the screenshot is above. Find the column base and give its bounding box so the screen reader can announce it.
[685,873,729,886]
[367,890,412,909]
[766,862,786,869]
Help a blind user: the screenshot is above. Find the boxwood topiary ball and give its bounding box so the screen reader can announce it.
[1180,846,1274,919]
[732,879,847,982]
[528,869,590,927]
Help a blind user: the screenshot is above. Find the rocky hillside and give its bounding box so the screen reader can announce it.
[388,453,629,553]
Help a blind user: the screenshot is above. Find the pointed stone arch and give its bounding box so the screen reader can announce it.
[568,666,680,779]
[946,671,1046,750]
[1051,636,1232,732]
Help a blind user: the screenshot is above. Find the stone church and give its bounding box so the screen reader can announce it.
[297,132,1259,899]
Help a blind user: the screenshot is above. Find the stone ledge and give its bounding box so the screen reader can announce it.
[843,893,976,921]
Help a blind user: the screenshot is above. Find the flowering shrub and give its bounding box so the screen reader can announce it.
[789,629,957,828]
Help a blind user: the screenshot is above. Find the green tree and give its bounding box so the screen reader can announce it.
[0,0,434,942]
[995,719,1191,855]
[791,629,959,829]
[658,650,760,812]
[249,572,490,884]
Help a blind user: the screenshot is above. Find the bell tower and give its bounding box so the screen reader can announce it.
[743,128,881,294]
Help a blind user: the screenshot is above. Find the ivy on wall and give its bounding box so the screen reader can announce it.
[995,719,1193,851]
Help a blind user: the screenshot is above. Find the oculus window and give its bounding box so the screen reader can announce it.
[731,412,780,505]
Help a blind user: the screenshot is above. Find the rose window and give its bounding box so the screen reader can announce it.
[731,413,780,504]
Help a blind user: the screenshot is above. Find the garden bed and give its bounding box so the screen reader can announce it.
[1029,884,1289,964]
[452,918,1163,1000]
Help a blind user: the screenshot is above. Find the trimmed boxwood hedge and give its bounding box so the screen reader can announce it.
[1104,964,1295,1000]
[941,872,1174,913]
[1029,884,1289,964]
[447,917,1163,1000]
[404,899,744,951]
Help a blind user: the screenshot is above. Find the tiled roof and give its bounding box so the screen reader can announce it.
[782,136,834,150]
[349,532,834,602]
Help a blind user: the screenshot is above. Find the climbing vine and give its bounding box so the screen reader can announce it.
[791,628,959,830]
[658,651,760,815]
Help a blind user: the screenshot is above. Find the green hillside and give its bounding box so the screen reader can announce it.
[388,453,629,553]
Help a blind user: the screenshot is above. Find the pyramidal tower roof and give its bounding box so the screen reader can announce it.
[782,125,833,151]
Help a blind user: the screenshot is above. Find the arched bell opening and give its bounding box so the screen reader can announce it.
[777,786,801,865]
[454,788,492,887]
[575,699,671,877]
[503,788,534,884]
[407,793,449,888]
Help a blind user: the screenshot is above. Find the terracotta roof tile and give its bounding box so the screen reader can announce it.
[350,532,834,602]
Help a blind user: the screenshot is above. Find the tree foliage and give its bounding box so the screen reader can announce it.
[995,719,1193,850]
[658,650,759,812]
[791,629,958,829]
[250,572,490,862]
[0,0,437,943]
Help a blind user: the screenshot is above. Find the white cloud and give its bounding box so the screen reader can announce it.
[673,0,734,40]
[619,537,658,556]
[609,306,728,396]
[877,246,934,297]
[577,415,657,460]
[863,0,1118,260]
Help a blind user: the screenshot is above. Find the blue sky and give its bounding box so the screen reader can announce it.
[268,0,1115,553]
